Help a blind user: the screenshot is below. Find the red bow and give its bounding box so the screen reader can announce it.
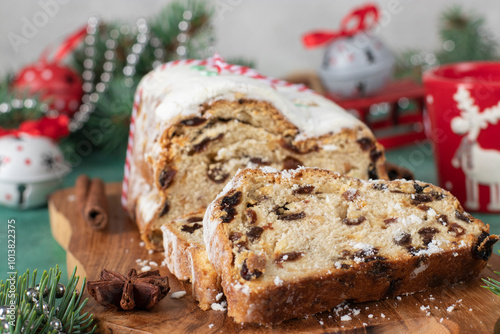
[39,25,88,64]
[302,3,379,48]
[0,115,69,141]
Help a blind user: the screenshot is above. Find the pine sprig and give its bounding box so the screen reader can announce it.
[395,5,498,81]
[436,6,498,64]
[0,76,46,130]
[482,275,500,297]
[0,266,95,334]
[63,0,214,155]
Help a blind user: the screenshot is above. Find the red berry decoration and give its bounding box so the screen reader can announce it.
[11,27,87,117]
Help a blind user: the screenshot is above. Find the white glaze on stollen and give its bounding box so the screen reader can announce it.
[138,62,362,141]
[161,224,190,280]
[136,187,161,224]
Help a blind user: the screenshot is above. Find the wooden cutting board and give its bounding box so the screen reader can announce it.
[49,182,500,333]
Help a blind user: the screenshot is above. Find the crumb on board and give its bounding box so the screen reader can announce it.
[171,291,187,299]
[211,301,227,312]
[340,315,352,321]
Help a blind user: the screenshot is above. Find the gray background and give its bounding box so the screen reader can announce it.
[1,0,499,78]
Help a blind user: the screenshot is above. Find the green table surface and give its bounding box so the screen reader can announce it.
[1,142,500,283]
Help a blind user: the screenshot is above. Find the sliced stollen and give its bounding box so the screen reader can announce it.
[203,167,498,324]
[161,209,222,310]
[124,57,388,250]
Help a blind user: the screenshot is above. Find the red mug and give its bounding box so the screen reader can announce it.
[423,62,500,213]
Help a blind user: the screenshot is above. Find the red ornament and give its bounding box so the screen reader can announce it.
[11,26,87,117]
[12,63,83,117]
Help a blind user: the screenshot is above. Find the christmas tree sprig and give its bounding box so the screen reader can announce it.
[482,275,500,297]
[0,76,46,130]
[482,250,500,298]
[0,266,95,334]
[62,0,214,155]
[395,5,498,81]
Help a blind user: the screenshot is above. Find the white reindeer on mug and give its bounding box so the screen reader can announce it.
[451,85,500,211]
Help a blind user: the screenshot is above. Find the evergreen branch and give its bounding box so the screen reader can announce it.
[395,5,498,80]
[0,76,47,130]
[482,274,500,297]
[0,266,95,334]
[64,0,215,155]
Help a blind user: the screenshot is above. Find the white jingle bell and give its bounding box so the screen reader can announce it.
[303,4,394,99]
[319,33,394,98]
[0,135,70,209]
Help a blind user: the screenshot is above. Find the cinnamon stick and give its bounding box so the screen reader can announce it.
[75,174,90,215]
[75,175,109,230]
[83,178,109,230]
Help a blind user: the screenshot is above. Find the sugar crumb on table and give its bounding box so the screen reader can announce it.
[170,291,187,299]
[340,315,351,321]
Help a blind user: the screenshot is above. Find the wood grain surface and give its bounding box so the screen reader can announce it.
[48,182,500,333]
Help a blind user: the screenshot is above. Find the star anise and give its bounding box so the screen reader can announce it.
[87,269,170,310]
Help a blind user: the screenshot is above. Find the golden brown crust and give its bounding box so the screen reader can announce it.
[222,249,486,324]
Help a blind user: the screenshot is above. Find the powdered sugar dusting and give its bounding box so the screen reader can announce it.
[349,242,376,263]
[414,239,443,256]
[274,276,283,286]
[233,282,250,296]
[321,144,338,151]
[260,166,278,173]
[211,301,227,311]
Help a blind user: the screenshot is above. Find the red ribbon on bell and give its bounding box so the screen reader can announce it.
[302,3,379,48]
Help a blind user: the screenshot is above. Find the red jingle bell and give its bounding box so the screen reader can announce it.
[11,26,87,117]
[12,63,83,117]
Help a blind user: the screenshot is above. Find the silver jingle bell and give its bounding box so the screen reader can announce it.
[1,319,10,331]
[55,283,66,298]
[0,306,9,320]
[22,320,36,332]
[34,300,41,314]
[42,302,50,317]
[35,284,49,297]
[26,288,39,302]
[49,318,63,331]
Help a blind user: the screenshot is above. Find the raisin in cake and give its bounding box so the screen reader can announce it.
[203,167,498,324]
[161,209,221,310]
[124,57,388,250]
